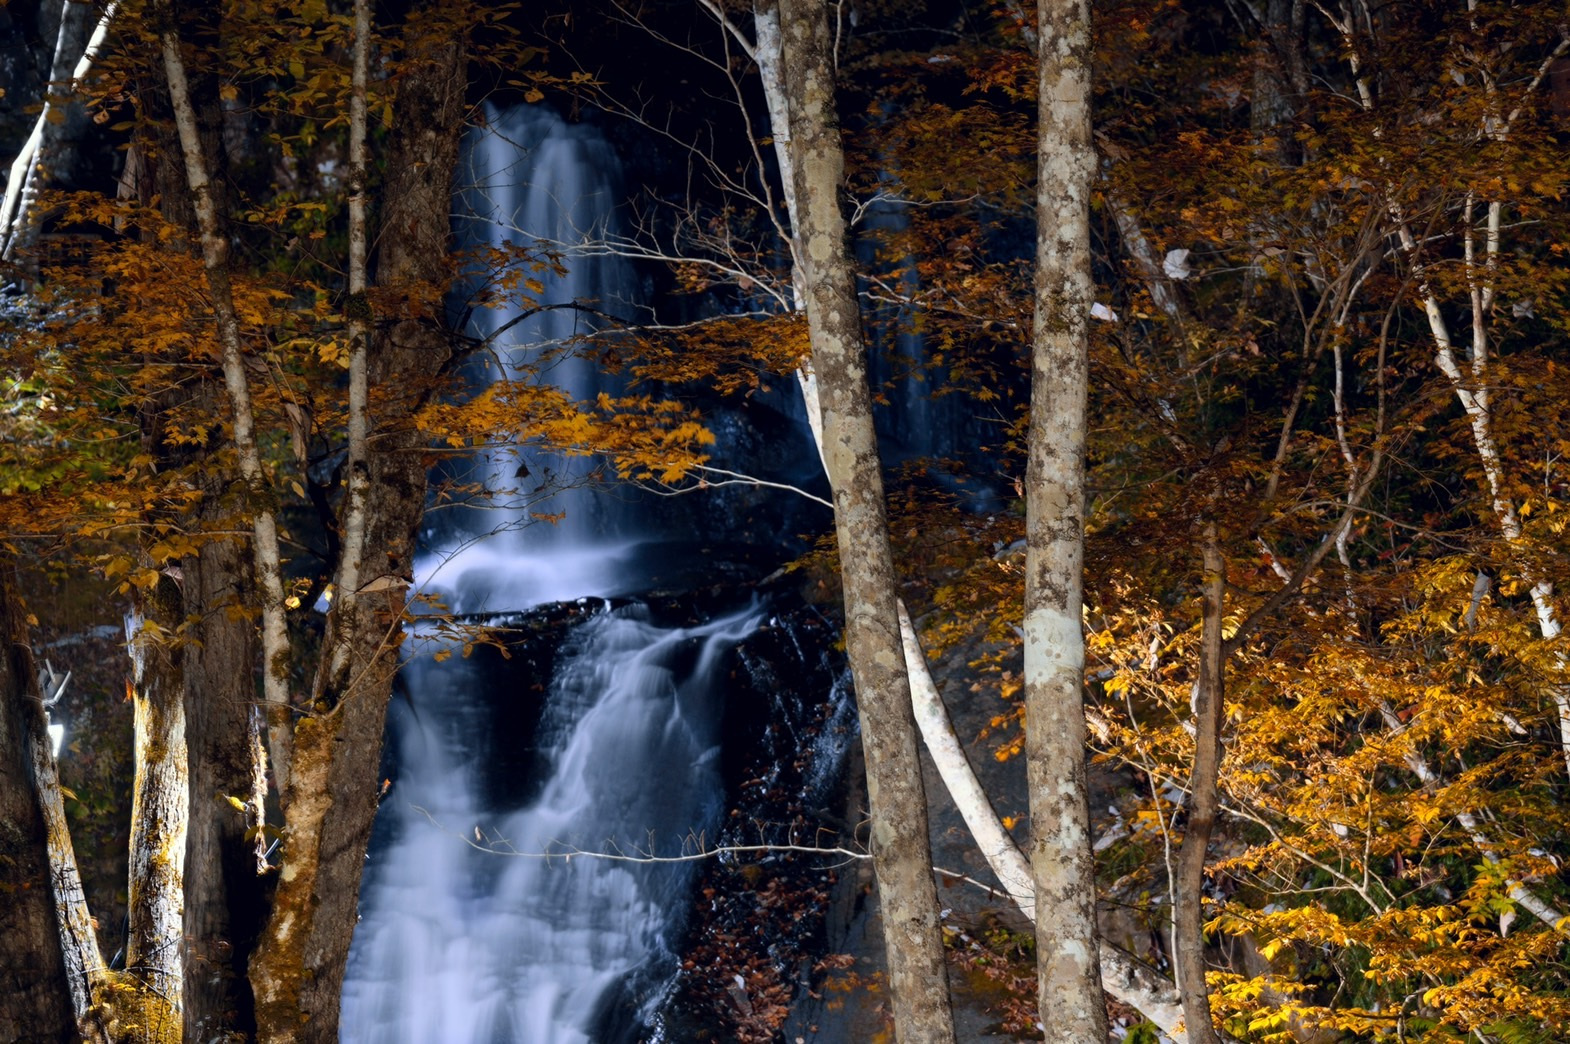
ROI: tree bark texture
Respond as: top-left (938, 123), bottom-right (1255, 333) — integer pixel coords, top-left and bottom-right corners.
top-left (181, 528), bottom-right (266, 1042)
top-left (1025, 1), bottom-right (1108, 1039)
top-left (777, 2), bottom-right (956, 1040)
top-left (123, 581), bottom-right (189, 1032)
top-left (8, 596), bottom-right (111, 1038)
top-left (249, 25), bottom-right (467, 1041)
top-left (0, 563), bottom-right (77, 1042)
top-left (1175, 526), bottom-right (1227, 1044)
top-left (130, 57), bottom-right (271, 1037)
top-left (901, 603), bottom-right (1192, 1038)
top-left (159, 11), bottom-right (295, 795)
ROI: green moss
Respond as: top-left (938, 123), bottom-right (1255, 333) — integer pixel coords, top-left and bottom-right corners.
top-left (90, 971), bottom-right (181, 1043)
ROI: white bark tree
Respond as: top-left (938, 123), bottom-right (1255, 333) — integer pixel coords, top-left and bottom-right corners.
top-left (1024, 2), bottom-right (1109, 1037)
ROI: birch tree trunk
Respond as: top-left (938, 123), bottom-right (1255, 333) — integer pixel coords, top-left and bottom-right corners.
top-left (158, 8), bottom-right (294, 796)
top-left (0, 562), bottom-right (77, 1041)
top-left (777, 1), bottom-right (955, 1039)
top-left (1025, 1), bottom-right (1108, 1038)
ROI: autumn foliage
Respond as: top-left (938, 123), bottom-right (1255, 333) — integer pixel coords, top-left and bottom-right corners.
top-left (7, 0), bottom-right (1570, 1040)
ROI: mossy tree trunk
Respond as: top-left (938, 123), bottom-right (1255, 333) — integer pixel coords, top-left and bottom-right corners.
top-left (248, 18), bottom-right (467, 1041)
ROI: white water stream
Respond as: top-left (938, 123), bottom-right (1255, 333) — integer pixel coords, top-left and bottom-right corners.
top-left (342, 106), bottom-right (758, 1043)
top-left (341, 604), bottom-right (759, 1043)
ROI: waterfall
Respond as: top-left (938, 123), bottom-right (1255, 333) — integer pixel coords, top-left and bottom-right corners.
top-left (341, 603), bottom-right (760, 1043)
top-left (418, 104), bottom-right (641, 615)
top-left (343, 106), bottom-right (765, 1043)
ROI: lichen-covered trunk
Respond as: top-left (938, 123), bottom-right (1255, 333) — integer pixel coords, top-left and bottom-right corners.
top-left (1025, 2), bottom-right (1108, 1039)
top-left (1175, 527), bottom-right (1226, 1044)
top-left (776, 2), bottom-right (955, 1040)
top-left (123, 580), bottom-right (189, 1036)
top-left (0, 562), bottom-right (77, 1042)
top-left (248, 26), bottom-right (466, 1042)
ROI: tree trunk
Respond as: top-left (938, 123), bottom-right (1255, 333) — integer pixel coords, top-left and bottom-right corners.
top-left (0, 562), bottom-right (77, 1042)
top-left (123, 581), bottom-right (189, 1036)
top-left (249, 23), bottom-right (467, 1040)
top-left (1025, 2), bottom-right (1109, 1039)
top-left (159, 16), bottom-right (295, 797)
top-left (776, 2), bottom-right (955, 1040)
top-left (181, 528), bottom-right (266, 1041)
top-left (898, 605), bottom-right (1191, 1039)
top-left (10, 600), bottom-right (111, 1039)
top-left (0, 0), bottom-right (107, 263)
top-left (1175, 526), bottom-right (1227, 1044)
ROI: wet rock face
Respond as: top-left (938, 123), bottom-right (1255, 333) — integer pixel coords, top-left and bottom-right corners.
top-left (659, 598), bottom-right (858, 1044)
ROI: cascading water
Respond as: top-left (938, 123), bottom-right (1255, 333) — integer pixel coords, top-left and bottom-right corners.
top-left (342, 106), bottom-right (774, 1042)
top-left (341, 603), bottom-right (761, 1043)
top-left (418, 104), bottom-right (641, 614)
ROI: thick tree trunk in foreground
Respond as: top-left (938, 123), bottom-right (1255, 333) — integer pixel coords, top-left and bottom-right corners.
top-left (0, 564), bottom-right (76, 1042)
top-left (249, 24), bottom-right (467, 1041)
top-left (1025, 1), bottom-right (1108, 1038)
top-left (182, 530), bottom-right (266, 1041)
top-left (126, 46), bottom-right (271, 1037)
top-left (777, 2), bottom-right (955, 1040)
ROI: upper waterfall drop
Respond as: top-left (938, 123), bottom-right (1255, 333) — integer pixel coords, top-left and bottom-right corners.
top-left (418, 104), bottom-right (641, 614)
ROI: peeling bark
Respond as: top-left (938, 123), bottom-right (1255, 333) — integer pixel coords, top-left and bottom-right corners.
top-left (777, 1), bottom-right (955, 1039)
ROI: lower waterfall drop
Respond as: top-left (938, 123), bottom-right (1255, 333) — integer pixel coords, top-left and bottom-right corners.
top-left (341, 603), bottom-right (761, 1043)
